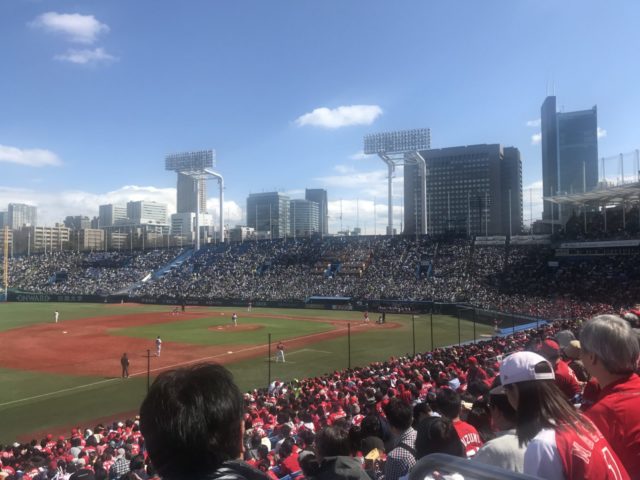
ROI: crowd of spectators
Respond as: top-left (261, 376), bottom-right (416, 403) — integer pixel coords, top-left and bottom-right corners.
top-left (8, 249), bottom-right (185, 296)
top-left (7, 236), bottom-right (640, 319)
top-left (3, 312), bottom-right (638, 479)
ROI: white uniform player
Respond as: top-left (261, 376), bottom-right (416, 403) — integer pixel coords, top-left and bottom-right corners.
top-left (155, 336), bottom-right (162, 356)
top-left (54, 311), bottom-right (59, 323)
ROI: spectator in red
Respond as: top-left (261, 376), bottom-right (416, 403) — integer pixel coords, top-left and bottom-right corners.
top-left (580, 314), bottom-right (640, 479)
top-left (466, 357), bottom-right (488, 384)
top-left (536, 339), bottom-right (581, 401)
top-left (500, 351), bottom-right (629, 480)
top-left (435, 389), bottom-right (483, 458)
top-left (276, 438), bottom-right (301, 478)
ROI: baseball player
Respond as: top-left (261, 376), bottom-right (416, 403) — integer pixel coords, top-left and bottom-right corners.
top-left (276, 341), bottom-right (285, 363)
top-left (54, 311), bottom-right (59, 323)
top-left (232, 312), bottom-right (238, 327)
top-left (155, 336), bottom-right (162, 357)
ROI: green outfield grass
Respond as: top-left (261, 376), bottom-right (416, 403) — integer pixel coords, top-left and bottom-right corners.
top-left (0, 302), bottom-right (492, 443)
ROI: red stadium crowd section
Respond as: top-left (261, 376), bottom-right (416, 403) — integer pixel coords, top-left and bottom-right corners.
top-left (2, 313), bottom-right (639, 480)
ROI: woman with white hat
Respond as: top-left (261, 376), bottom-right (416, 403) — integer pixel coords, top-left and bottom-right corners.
top-left (499, 351), bottom-right (628, 480)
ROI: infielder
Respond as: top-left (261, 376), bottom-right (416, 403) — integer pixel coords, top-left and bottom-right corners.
top-left (54, 311), bottom-right (59, 323)
top-left (232, 312), bottom-right (238, 327)
top-left (276, 341), bottom-right (285, 363)
top-left (155, 336), bottom-right (162, 356)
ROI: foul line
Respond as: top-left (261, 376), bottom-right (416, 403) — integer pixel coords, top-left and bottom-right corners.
top-left (0, 321), bottom-right (368, 409)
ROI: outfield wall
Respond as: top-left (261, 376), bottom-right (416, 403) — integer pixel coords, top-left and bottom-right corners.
top-left (7, 289), bottom-right (547, 329)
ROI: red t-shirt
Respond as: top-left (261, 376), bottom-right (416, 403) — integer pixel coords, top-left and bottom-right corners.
top-left (525, 423), bottom-right (630, 480)
top-left (584, 374), bottom-right (640, 479)
top-left (279, 453), bottom-right (301, 476)
top-left (453, 420), bottom-right (483, 457)
top-left (555, 359), bottom-right (581, 400)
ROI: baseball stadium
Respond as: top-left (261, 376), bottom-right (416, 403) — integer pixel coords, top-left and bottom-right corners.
top-left (2, 2), bottom-right (640, 477)
top-left (1, 229), bottom-right (639, 478)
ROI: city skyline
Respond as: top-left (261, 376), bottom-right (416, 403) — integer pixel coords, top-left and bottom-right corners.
top-left (2, 1), bottom-right (639, 233)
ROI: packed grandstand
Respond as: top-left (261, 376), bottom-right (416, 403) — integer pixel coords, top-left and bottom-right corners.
top-left (7, 234), bottom-right (640, 319)
top-left (2, 231), bottom-right (640, 480)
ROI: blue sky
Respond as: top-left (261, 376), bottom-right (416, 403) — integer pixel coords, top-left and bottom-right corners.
top-left (1, 1), bottom-right (639, 232)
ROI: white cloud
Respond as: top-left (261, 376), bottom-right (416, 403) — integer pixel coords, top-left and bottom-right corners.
top-left (0, 144), bottom-right (62, 167)
top-left (597, 127), bottom-right (607, 139)
top-left (0, 184), bottom-right (245, 228)
top-left (531, 133), bottom-right (542, 145)
top-left (349, 151), bottom-right (371, 161)
top-left (54, 47), bottom-right (118, 65)
top-left (295, 105), bottom-right (382, 129)
top-left (30, 12), bottom-right (109, 44)
top-left (526, 118), bottom-right (541, 127)
top-left (334, 164), bottom-right (357, 175)
top-left (205, 198), bottom-right (243, 226)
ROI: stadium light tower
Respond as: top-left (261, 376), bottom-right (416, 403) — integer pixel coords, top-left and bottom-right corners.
top-left (165, 150), bottom-right (224, 250)
top-left (364, 129), bottom-right (431, 235)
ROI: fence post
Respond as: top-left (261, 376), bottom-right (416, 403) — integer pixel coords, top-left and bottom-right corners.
top-left (146, 349), bottom-right (151, 393)
top-left (347, 323), bottom-right (351, 369)
top-left (473, 308), bottom-right (477, 343)
top-left (412, 314), bottom-right (416, 356)
top-left (268, 333), bottom-right (272, 387)
top-left (430, 307), bottom-right (434, 351)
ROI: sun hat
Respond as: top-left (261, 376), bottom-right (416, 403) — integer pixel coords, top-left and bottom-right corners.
top-left (499, 351), bottom-right (555, 386)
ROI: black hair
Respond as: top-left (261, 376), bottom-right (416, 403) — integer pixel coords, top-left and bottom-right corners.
top-left (315, 425), bottom-right (351, 459)
top-left (512, 361), bottom-right (594, 446)
top-left (383, 398), bottom-right (413, 431)
top-left (414, 417), bottom-right (465, 459)
top-left (140, 363), bottom-right (243, 480)
top-left (435, 388), bottom-right (461, 420)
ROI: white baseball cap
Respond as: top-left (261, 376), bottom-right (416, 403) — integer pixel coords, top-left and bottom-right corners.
top-left (499, 351), bottom-right (555, 386)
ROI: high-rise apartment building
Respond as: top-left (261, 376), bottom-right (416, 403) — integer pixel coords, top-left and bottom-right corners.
top-left (404, 144), bottom-right (522, 236)
top-left (177, 173), bottom-right (207, 214)
top-left (8, 203), bottom-right (37, 229)
top-left (98, 204), bottom-right (128, 227)
top-left (0, 211), bottom-right (7, 228)
top-left (127, 201), bottom-right (168, 225)
top-left (290, 199), bottom-right (319, 237)
top-left (246, 192), bottom-right (290, 239)
top-left (305, 189), bottom-right (329, 236)
top-left (541, 96), bottom-right (598, 222)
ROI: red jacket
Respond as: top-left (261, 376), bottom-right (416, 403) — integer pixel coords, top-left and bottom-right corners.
top-left (453, 420), bottom-right (483, 458)
top-left (585, 373), bottom-right (640, 479)
top-left (554, 359), bottom-right (581, 400)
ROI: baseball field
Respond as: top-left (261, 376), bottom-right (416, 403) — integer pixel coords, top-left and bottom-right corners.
top-left (0, 302), bottom-right (492, 443)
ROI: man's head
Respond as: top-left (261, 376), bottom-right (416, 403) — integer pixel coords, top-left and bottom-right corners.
top-left (383, 398), bottom-right (413, 433)
top-left (580, 314), bottom-right (640, 379)
top-left (140, 363), bottom-right (244, 480)
top-left (435, 388), bottom-right (461, 420)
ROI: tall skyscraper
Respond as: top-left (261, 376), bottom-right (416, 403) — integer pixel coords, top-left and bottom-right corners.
top-left (98, 204), bottom-right (128, 227)
top-left (290, 199), bottom-right (319, 237)
top-left (246, 192), bottom-right (290, 238)
top-left (0, 211), bottom-right (7, 228)
top-left (541, 96), bottom-right (598, 222)
top-left (177, 173), bottom-right (207, 214)
top-left (8, 203), bottom-right (37, 228)
top-left (127, 201), bottom-right (168, 224)
top-left (404, 144), bottom-right (522, 236)
top-left (305, 189), bottom-right (329, 236)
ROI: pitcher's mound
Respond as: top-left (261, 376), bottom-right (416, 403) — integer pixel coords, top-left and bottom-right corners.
top-left (208, 323), bottom-right (263, 332)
